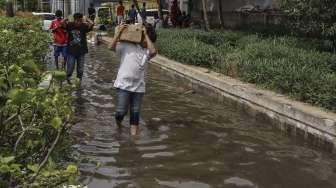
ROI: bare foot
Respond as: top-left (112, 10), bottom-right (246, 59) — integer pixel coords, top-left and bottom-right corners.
top-left (130, 125), bottom-right (138, 136)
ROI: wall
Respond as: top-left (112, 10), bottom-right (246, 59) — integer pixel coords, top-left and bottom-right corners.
top-left (190, 0), bottom-right (283, 28)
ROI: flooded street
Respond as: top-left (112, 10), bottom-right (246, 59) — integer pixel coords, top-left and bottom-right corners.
top-left (71, 45), bottom-right (336, 188)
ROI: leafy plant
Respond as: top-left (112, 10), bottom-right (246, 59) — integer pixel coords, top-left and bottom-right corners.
top-left (157, 29), bottom-right (336, 112)
top-left (281, 0), bottom-right (336, 51)
top-left (0, 17), bottom-right (78, 187)
top-left (0, 0), bottom-right (5, 9)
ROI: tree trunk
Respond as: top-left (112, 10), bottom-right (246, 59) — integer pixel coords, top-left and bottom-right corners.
top-left (157, 0), bottom-right (165, 27)
top-left (217, 0), bottom-right (224, 28)
top-left (201, 0), bottom-right (210, 30)
top-left (6, 0), bottom-right (14, 17)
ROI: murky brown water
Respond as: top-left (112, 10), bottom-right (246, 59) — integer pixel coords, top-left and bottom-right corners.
top-left (71, 45), bottom-right (336, 188)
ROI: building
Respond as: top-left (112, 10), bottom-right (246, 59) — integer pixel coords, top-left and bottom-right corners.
top-left (51, 0), bottom-right (92, 16)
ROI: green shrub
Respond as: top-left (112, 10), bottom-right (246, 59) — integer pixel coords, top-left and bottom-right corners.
top-left (0, 17), bottom-right (77, 187)
top-left (157, 29), bottom-right (336, 112)
top-left (281, 0), bottom-right (336, 51)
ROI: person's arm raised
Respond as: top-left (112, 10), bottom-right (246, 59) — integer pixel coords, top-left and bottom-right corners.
top-left (108, 23), bottom-right (127, 51)
top-left (83, 16), bottom-right (94, 31)
top-left (60, 18), bottom-right (69, 29)
top-left (143, 27), bottom-right (157, 59)
top-left (87, 17), bottom-right (94, 29)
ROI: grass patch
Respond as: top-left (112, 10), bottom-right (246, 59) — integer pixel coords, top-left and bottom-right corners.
top-left (156, 29), bottom-right (336, 112)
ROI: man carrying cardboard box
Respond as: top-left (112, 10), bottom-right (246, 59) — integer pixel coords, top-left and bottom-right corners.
top-left (108, 22), bottom-right (157, 135)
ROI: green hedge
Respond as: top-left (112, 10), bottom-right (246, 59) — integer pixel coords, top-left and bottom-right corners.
top-left (0, 17), bottom-right (77, 187)
top-left (156, 29), bottom-right (336, 112)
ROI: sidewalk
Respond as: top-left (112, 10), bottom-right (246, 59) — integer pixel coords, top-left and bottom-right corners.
top-left (101, 36), bottom-right (336, 152)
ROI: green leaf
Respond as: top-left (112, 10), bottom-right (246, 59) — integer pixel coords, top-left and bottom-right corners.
top-left (27, 164), bottom-right (39, 173)
top-left (47, 158), bottom-right (56, 170)
top-left (1, 156), bottom-right (15, 164)
top-left (53, 71), bottom-right (66, 81)
top-left (22, 60), bottom-right (40, 75)
top-left (7, 89), bottom-right (30, 104)
top-left (0, 78), bottom-right (8, 90)
top-left (51, 117), bottom-right (62, 130)
top-left (0, 165), bottom-right (10, 173)
top-left (9, 164), bottom-right (21, 173)
top-left (65, 165), bottom-right (77, 174)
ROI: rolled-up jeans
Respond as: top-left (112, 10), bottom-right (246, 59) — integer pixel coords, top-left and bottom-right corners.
top-left (66, 54), bottom-right (84, 79)
top-left (115, 88), bottom-right (144, 126)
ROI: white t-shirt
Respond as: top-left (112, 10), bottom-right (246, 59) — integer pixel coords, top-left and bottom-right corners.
top-left (113, 42), bottom-right (150, 93)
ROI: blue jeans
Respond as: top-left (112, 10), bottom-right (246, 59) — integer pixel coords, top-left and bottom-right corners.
top-left (66, 54), bottom-right (84, 79)
top-left (115, 89), bottom-right (144, 126)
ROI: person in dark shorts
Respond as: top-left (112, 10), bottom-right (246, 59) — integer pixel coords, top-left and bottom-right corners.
top-left (50, 10), bottom-right (68, 70)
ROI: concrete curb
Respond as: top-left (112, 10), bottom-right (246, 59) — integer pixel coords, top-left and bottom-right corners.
top-left (101, 37), bottom-right (336, 151)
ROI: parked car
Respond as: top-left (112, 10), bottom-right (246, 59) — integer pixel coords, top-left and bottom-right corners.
top-left (32, 12), bottom-right (55, 31)
top-left (137, 9), bottom-right (170, 25)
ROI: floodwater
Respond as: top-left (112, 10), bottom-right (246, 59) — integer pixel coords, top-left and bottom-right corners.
top-left (71, 45), bottom-right (336, 188)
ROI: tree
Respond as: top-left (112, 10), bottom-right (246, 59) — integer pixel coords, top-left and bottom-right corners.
top-left (201, 0), bottom-right (210, 30)
top-left (217, 0), bottom-right (223, 28)
top-left (157, 0), bottom-right (165, 27)
top-left (5, 0), bottom-right (14, 17)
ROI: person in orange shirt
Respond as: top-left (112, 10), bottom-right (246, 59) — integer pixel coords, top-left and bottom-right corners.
top-left (116, 1), bottom-right (125, 25)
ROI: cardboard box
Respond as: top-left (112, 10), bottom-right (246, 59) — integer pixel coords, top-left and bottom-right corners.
top-left (115, 24), bottom-right (143, 43)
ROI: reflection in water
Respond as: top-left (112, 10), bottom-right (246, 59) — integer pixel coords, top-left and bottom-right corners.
top-left (156, 179), bottom-right (211, 188)
top-left (71, 45), bottom-right (336, 188)
top-left (224, 177), bottom-right (257, 187)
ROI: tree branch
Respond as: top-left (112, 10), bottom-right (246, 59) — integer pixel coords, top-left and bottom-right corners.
top-left (14, 115), bottom-right (25, 152)
top-left (3, 106), bottom-right (29, 125)
top-left (28, 122), bottom-right (67, 183)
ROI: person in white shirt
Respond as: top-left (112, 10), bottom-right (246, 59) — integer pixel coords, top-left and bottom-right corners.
top-left (108, 22), bottom-right (157, 135)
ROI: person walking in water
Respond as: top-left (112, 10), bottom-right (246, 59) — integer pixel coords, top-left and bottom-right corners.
top-left (108, 22), bottom-right (157, 135)
top-left (128, 4), bottom-right (137, 24)
top-left (62, 13), bottom-right (94, 84)
top-left (140, 2), bottom-right (147, 22)
top-left (116, 1), bottom-right (125, 25)
top-left (50, 10), bottom-right (68, 70)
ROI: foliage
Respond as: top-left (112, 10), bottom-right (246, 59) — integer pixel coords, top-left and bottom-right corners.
top-left (0, 0), bottom-right (5, 10)
top-left (0, 17), bottom-right (78, 187)
top-left (157, 29), bottom-right (336, 112)
top-left (281, 0), bottom-right (336, 51)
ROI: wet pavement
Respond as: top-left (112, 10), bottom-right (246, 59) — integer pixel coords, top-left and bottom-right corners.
top-left (71, 45), bottom-right (336, 188)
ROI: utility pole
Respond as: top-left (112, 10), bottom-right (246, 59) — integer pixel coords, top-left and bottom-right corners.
top-left (201, 0), bottom-right (210, 30)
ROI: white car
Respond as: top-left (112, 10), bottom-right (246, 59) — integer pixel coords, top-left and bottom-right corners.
top-left (32, 12), bottom-right (55, 31)
top-left (137, 9), bottom-right (170, 25)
